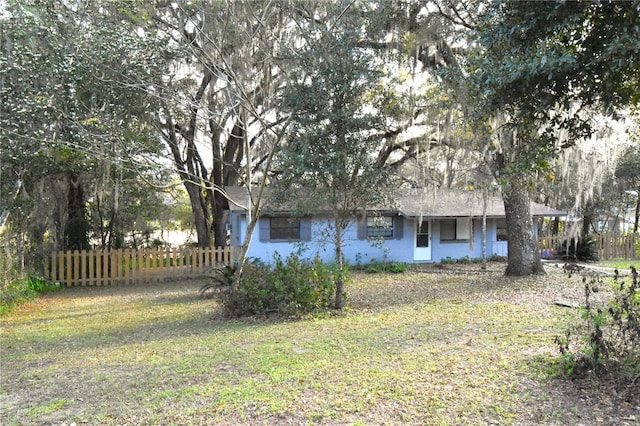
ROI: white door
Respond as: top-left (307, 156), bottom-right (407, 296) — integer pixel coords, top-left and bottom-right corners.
top-left (414, 219), bottom-right (431, 261)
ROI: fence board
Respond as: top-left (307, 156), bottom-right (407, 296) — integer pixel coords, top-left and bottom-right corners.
top-left (46, 246), bottom-right (234, 287)
top-left (539, 233), bottom-right (639, 260)
top-left (169, 248), bottom-right (175, 277)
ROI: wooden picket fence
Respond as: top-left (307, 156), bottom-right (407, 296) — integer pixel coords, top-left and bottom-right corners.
top-left (539, 233), bottom-right (639, 260)
top-left (45, 246), bottom-right (236, 287)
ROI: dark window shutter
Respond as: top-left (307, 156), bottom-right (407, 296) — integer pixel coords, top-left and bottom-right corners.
top-left (394, 216), bottom-right (404, 239)
top-left (357, 217), bottom-right (367, 240)
top-left (300, 218), bottom-right (312, 241)
top-left (259, 217), bottom-right (270, 242)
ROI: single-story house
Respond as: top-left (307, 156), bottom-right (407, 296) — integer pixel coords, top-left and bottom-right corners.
top-left (225, 186), bottom-right (566, 264)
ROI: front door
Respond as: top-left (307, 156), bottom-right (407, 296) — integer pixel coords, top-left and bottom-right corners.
top-left (414, 219), bottom-right (431, 261)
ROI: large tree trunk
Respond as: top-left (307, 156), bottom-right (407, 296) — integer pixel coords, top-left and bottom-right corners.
top-left (184, 181), bottom-right (211, 248)
top-left (210, 116), bottom-right (244, 247)
top-left (64, 171), bottom-right (90, 251)
top-left (51, 176), bottom-right (69, 252)
top-left (212, 197), bottom-right (228, 248)
top-left (23, 179), bottom-right (47, 273)
top-left (502, 180), bottom-right (545, 276)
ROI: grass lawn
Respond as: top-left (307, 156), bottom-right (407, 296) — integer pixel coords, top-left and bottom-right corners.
top-left (1, 262), bottom-right (638, 425)
top-left (595, 259), bottom-right (640, 270)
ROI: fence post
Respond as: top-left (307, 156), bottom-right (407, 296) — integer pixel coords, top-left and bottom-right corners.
top-left (64, 250), bottom-right (71, 286)
top-left (129, 248), bottom-right (136, 284)
top-left (79, 249), bottom-right (86, 286)
top-left (145, 248), bottom-right (152, 284)
top-left (95, 249), bottom-right (101, 286)
top-left (102, 248), bottom-right (109, 286)
top-left (191, 247), bottom-right (197, 275)
top-left (156, 246), bottom-right (162, 283)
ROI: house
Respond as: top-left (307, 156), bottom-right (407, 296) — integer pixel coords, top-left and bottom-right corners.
top-left (594, 215), bottom-right (635, 233)
top-left (225, 186), bottom-right (566, 264)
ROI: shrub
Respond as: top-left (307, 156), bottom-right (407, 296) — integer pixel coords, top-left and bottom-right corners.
top-left (440, 256), bottom-right (484, 265)
top-left (365, 259), bottom-right (410, 273)
top-left (386, 261), bottom-right (410, 273)
top-left (488, 254), bottom-right (507, 262)
top-left (555, 267), bottom-right (639, 377)
top-left (216, 253), bottom-right (340, 317)
top-left (558, 235), bottom-right (599, 261)
top-left (199, 264), bottom-right (236, 298)
top-left (1, 276), bottom-right (61, 315)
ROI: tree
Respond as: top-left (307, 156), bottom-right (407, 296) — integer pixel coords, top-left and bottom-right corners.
top-left (462, 0), bottom-right (640, 275)
top-left (1, 1), bottom-right (170, 267)
top-left (275, 2), bottom-right (406, 309)
top-left (533, 116), bottom-right (633, 238)
top-left (151, 1), bottom-right (299, 249)
top-left (615, 143), bottom-right (640, 232)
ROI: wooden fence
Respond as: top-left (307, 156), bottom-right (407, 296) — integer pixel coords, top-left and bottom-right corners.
top-left (45, 246), bottom-right (236, 287)
top-left (539, 233), bottom-right (639, 260)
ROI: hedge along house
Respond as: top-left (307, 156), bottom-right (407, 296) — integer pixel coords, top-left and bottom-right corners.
top-left (225, 186), bottom-right (566, 265)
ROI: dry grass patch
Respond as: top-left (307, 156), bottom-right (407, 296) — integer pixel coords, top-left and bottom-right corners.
top-left (1, 264), bottom-right (638, 425)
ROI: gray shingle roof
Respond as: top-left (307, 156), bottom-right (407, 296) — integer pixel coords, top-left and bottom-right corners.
top-left (224, 186), bottom-right (566, 218)
top-left (395, 188), bottom-right (565, 218)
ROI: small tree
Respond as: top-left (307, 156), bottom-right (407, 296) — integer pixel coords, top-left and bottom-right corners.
top-left (276, 4), bottom-right (400, 309)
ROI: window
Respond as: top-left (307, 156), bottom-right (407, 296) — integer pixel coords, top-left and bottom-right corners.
top-left (367, 216), bottom-right (393, 238)
top-left (440, 219), bottom-right (456, 241)
top-left (259, 216), bottom-right (311, 242)
top-left (416, 220), bottom-right (429, 247)
top-left (496, 219), bottom-right (508, 241)
top-left (269, 217), bottom-right (300, 240)
top-left (357, 216), bottom-right (403, 240)
top-left (440, 218), bottom-right (471, 242)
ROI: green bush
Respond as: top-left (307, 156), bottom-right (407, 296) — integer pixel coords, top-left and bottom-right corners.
top-left (386, 261), bottom-right (410, 273)
top-left (558, 235), bottom-right (599, 261)
top-left (216, 253), bottom-right (340, 317)
top-left (1, 276), bottom-right (62, 315)
top-left (457, 256), bottom-right (475, 264)
top-left (365, 259), bottom-right (410, 273)
top-left (440, 256), bottom-right (485, 265)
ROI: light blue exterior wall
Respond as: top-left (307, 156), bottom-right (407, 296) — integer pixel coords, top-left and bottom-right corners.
top-left (430, 218), bottom-right (480, 262)
top-left (232, 213), bottom-right (414, 265)
top-left (428, 218), bottom-right (519, 261)
top-left (229, 212), bottom-right (533, 264)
